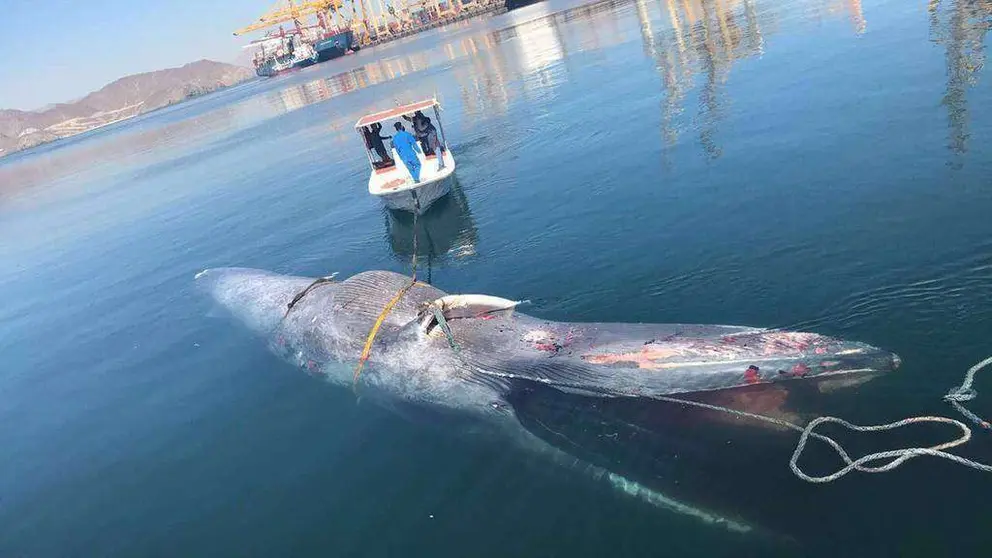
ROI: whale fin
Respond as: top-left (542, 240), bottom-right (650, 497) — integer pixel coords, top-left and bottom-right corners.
top-left (494, 401), bottom-right (756, 535)
top-left (418, 294), bottom-right (524, 335)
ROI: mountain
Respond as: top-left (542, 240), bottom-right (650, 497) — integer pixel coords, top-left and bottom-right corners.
top-left (0, 60), bottom-right (254, 157)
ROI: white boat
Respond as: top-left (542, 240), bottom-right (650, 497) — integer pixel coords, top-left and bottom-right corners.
top-left (355, 99), bottom-right (456, 214)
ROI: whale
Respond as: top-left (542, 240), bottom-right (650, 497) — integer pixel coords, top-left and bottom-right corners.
top-left (196, 267), bottom-right (901, 535)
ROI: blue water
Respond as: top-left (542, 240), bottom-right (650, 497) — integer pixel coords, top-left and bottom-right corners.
top-left (2, 0), bottom-right (992, 555)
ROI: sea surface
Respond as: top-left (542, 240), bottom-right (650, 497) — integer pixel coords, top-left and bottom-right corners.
top-left (2, 0), bottom-right (992, 555)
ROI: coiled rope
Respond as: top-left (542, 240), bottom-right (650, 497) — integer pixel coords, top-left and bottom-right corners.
top-left (944, 355), bottom-right (992, 430)
top-left (649, 356), bottom-right (992, 483)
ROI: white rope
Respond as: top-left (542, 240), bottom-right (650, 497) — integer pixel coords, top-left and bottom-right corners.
top-left (944, 355), bottom-right (992, 430)
top-left (654, 356), bottom-right (992, 483)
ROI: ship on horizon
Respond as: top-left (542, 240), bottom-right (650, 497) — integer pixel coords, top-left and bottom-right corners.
top-left (246, 27), bottom-right (356, 77)
top-left (235, 0), bottom-right (510, 77)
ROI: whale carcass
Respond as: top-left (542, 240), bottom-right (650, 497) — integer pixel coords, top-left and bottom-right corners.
top-left (196, 268), bottom-right (901, 534)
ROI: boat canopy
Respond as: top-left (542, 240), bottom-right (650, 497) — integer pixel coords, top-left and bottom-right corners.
top-left (355, 99), bottom-right (439, 129)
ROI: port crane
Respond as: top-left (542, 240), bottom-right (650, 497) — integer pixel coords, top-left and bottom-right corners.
top-left (234, 0), bottom-right (350, 36)
top-left (234, 0), bottom-right (418, 44)
top-left (235, 0), bottom-right (478, 57)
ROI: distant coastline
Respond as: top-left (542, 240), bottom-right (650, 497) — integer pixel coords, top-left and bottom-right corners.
top-left (0, 60), bottom-right (254, 159)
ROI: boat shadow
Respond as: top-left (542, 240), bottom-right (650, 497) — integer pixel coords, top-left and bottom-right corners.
top-left (382, 176), bottom-right (478, 265)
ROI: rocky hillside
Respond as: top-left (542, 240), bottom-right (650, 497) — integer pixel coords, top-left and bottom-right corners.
top-left (0, 60), bottom-right (253, 157)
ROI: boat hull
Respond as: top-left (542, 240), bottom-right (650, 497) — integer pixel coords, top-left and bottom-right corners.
top-left (380, 176), bottom-right (452, 214)
top-left (369, 150), bottom-right (457, 214)
top-left (255, 58), bottom-right (314, 77)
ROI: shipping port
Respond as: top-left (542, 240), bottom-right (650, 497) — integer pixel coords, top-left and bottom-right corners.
top-left (237, 0), bottom-right (520, 77)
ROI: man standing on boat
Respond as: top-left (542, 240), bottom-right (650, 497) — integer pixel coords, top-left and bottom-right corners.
top-left (391, 122), bottom-right (422, 183)
top-left (403, 110), bottom-right (445, 171)
top-left (403, 112), bottom-right (433, 153)
top-left (366, 123), bottom-right (393, 167)
top-left (428, 126), bottom-right (445, 171)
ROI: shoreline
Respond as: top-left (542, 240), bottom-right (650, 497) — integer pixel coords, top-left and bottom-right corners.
top-left (0, 77), bottom-right (256, 161)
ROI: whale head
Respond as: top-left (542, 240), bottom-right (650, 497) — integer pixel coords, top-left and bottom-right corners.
top-left (195, 267), bottom-right (317, 335)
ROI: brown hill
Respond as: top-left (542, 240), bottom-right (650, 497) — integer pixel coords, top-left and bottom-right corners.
top-left (0, 60), bottom-right (253, 157)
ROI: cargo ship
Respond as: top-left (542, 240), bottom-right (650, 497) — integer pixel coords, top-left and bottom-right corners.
top-left (313, 28), bottom-right (356, 61)
top-left (236, 0), bottom-right (507, 72)
top-left (248, 34), bottom-right (318, 77)
top-left (248, 27), bottom-right (355, 77)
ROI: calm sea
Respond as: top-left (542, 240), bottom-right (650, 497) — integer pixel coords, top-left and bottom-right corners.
top-left (2, 0), bottom-right (992, 555)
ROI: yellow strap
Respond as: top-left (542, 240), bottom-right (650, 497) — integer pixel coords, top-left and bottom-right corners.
top-left (353, 210), bottom-right (422, 391)
top-left (353, 279), bottom-right (419, 388)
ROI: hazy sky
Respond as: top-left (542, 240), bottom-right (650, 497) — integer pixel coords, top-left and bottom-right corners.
top-left (0, 0), bottom-right (274, 110)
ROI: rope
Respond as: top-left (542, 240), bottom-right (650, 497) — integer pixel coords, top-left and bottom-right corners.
top-left (283, 273), bottom-right (338, 318)
top-left (353, 207), bottom-right (421, 390)
top-left (352, 279), bottom-right (418, 388)
top-left (649, 356), bottom-right (992, 483)
top-left (430, 304), bottom-right (461, 354)
top-left (944, 355), bottom-right (992, 429)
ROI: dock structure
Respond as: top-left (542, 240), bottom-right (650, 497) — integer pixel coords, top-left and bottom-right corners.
top-left (236, 0), bottom-right (511, 58)
top-left (361, 0), bottom-right (508, 46)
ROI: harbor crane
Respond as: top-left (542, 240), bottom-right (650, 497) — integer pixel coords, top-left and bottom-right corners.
top-left (234, 0), bottom-right (349, 36)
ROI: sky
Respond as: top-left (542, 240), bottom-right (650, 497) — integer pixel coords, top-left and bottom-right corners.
top-left (0, 0), bottom-right (276, 111)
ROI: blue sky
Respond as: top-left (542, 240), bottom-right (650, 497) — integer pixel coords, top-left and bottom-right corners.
top-left (0, 0), bottom-right (273, 110)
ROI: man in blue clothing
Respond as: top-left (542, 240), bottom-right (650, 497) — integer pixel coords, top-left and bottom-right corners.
top-left (391, 122), bottom-right (422, 182)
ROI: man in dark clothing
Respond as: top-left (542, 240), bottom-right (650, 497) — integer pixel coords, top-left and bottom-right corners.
top-left (403, 110), bottom-right (437, 156)
top-left (367, 123), bottom-right (393, 166)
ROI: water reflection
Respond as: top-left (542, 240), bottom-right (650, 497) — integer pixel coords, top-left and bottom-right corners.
top-left (262, 54), bottom-right (437, 117)
top-left (848, 0), bottom-right (867, 34)
top-left (383, 178), bottom-right (478, 270)
top-left (634, 0), bottom-right (769, 159)
top-left (452, 34), bottom-right (513, 118)
top-left (929, 0), bottom-right (992, 159)
top-left (506, 6), bottom-right (569, 75)
top-left (629, 0), bottom-right (874, 160)
top-left (0, 102), bottom-right (243, 206)
top-left (6, 0), bottom-right (986, 207)
top-left (258, 2), bottom-right (575, 124)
